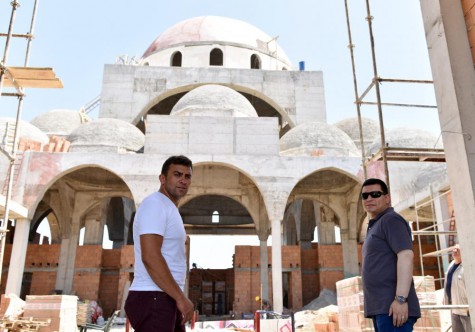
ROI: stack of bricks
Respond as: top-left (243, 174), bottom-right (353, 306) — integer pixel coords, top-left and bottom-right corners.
top-left (42, 136), bottom-right (71, 153)
top-left (337, 276), bottom-right (441, 332)
top-left (336, 277), bottom-right (373, 332)
top-left (314, 312), bottom-right (339, 332)
top-left (413, 276), bottom-right (440, 332)
top-left (17, 136), bottom-right (71, 153)
top-left (23, 295), bottom-right (78, 332)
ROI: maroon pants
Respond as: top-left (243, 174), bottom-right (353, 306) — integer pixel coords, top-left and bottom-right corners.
top-left (125, 291), bottom-right (185, 332)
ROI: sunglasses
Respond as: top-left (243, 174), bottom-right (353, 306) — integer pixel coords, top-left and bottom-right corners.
top-left (361, 191), bottom-right (386, 200)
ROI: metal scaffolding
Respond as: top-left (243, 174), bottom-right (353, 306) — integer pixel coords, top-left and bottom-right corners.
top-left (343, 0), bottom-right (445, 189)
top-left (342, 3), bottom-right (465, 325)
top-left (0, 0), bottom-right (62, 289)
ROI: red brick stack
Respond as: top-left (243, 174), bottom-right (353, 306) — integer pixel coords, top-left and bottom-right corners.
top-left (23, 295), bottom-right (78, 332)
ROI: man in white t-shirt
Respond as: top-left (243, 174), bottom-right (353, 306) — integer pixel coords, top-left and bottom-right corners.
top-left (125, 155), bottom-right (194, 332)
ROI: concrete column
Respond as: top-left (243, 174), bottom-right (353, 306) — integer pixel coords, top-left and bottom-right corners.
top-left (340, 202), bottom-right (359, 277)
top-left (420, 0), bottom-right (475, 321)
top-left (259, 239), bottom-right (269, 304)
top-left (84, 218), bottom-right (103, 245)
top-left (318, 221), bottom-right (335, 244)
top-left (5, 218), bottom-right (31, 295)
top-left (62, 208), bottom-right (82, 294)
top-left (271, 218), bottom-right (283, 313)
top-left (55, 193), bottom-right (92, 294)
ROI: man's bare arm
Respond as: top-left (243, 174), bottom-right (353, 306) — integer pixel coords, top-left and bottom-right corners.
top-left (389, 249), bottom-right (413, 326)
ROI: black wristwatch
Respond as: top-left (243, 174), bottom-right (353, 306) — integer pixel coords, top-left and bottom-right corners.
top-left (395, 295), bottom-right (407, 304)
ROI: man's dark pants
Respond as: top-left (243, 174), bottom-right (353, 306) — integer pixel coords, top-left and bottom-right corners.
top-left (125, 290), bottom-right (185, 332)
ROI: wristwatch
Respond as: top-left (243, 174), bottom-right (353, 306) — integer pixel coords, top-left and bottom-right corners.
top-left (395, 295), bottom-right (407, 304)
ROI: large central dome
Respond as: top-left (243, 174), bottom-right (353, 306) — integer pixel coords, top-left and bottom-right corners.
top-left (142, 16), bottom-right (292, 70)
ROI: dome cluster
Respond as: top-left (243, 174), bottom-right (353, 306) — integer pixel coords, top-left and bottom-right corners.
top-left (4, 110), bottom-right (145, 153)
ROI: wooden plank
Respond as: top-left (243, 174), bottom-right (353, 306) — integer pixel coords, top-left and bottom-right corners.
top-left (7, 67), bottom-right (57, 80)
top-left (3, 67), bottom-right (64, 89)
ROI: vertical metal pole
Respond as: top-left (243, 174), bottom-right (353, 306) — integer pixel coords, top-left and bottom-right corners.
top-left (414, 195), bottom-right (425, 277)
top-left (24, 0), bottom-right (39, 66)
top-left (364, 0), bottom-right (390, 188)
top-left (344, 0), bottom-right (367, 179)
top-left (429, 185), bottom-right (444, 289)
top-left (0, 0), bottom-right (20, 96)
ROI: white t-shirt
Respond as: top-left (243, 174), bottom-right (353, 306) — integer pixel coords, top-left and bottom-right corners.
top-left (129, 192), bottom-right (187, 291)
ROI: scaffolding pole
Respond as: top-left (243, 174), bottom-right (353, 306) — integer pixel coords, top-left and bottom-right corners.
top-left (0, 0), bottom-right (39, 289)
top-left (364, 0), bottom-right (390, 188)
top-left (344, 0), bottom-right (367, 178)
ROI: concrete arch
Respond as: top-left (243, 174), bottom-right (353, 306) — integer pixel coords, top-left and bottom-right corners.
top-left (180, 161), bottom-right (270, 235)
top-left (287, 166), bottom-right (361, 222)
top-left (27, 163), bottom-right (135, 221)
top-left (180, 194), bottom-right (258, 236)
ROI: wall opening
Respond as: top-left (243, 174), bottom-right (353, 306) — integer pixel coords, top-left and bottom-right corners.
top-left (210, 48), bottom-right (223, 66)
top-left (171, 51), bottom-right (182, 67)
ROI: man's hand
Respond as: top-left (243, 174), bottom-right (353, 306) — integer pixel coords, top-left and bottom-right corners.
top-left (176, 296), bottom-right (195, 324)
top-left (389, 300), bottom-right (408, 327)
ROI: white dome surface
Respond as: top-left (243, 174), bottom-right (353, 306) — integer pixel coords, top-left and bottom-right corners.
top-left (142, 16), bottom-right (291, 65)
top-left (68, 118), bottom-right (145, 152)
top-left (170, 85), bottom-right (258, 117)
top-left (0, 117), bottom-right (48, 146)
top-left (334, 117), bottom-right (380, 144)
top-left (367, 127), bottom-right (442, 155)
top-left (280, 122), bottom-right (360, 157)
top-left (31, 109), bottom-right (90, 137)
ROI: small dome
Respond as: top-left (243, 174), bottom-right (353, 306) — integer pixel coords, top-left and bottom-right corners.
top-left (170, 85), bottom-right (258, 117)
top-left (0, 117), bottom-right (48, 146)
top-left (367, 127), bottom-right (442, 155)
top-left (334, 117), bottom-right (380, 151)
top-left (68, 118), bottom-right (145, 152)
top-left (280, 122), bottom-right (360, 157)
top-left (31, 109), bottom-right (90, 137)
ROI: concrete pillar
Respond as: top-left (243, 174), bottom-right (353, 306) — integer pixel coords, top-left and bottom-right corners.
top-left (318, 221), bottom-right (335, 244)
top-left (299, 200), bottom-right (315, 249)
top-left (5, 218), bottom-right (31, 295)
top-left (259, 239), bottom-right (269, 304)
top-left (271, 218), bottom-right (283, 313)
top-left (420, 0), bottom-right (475, 321)
top-left (55, 193), bottom-right (92, 294)
top-left (84, 218), bottom-right (103, 245)
top-left (62, 207), bottom-right (82, 294)
top-left (340, 202), bottom-right (359, 277)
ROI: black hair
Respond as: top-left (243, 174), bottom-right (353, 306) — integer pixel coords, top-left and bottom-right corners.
top-left (161, 155), bottom-right (193, 176)
top-left (361, 178), bottom-right (389, 194)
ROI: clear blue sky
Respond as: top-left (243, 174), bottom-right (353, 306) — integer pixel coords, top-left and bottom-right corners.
top-left (2, 0), bottom-right (441, 268)
top-left (1, 0), bottom-right (439, 134)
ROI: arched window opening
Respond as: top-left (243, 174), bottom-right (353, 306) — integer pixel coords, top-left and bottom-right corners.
top-left (210, 48), bottom-right (223, 66)
top-left (250, 54), bottom-right (261, 69)
top-left (37, 218), bottom-right (52, 245)
top-left (171, 51), bottom-right (182, 67)
top-left (103, 225), bottom-right (113, 249)
top-left (212, 210), bottom-right (220, 224)
top-left (79, 227), bottom-right (85, 246)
